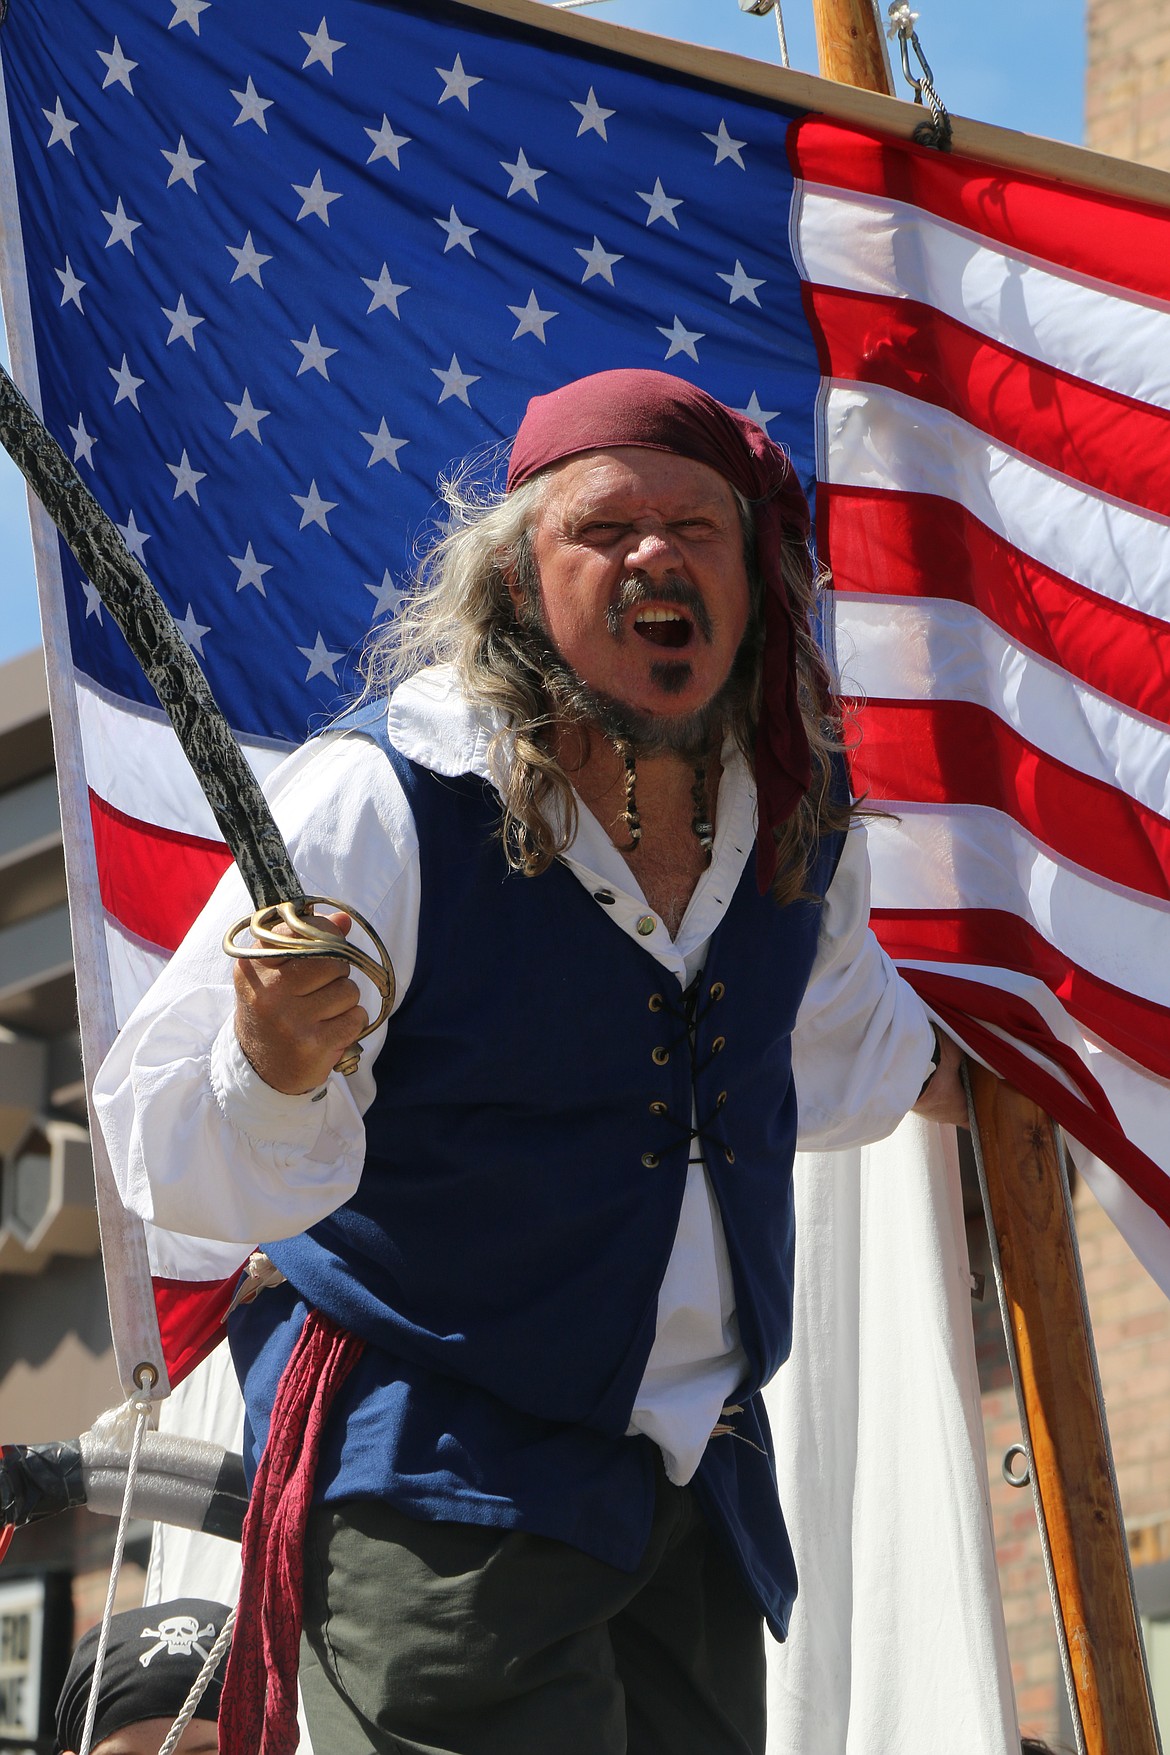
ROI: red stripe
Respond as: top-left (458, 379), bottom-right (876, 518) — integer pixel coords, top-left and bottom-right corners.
top-left (872, 908), bottom-right (1170, 1081)
top-left (901, 971), bottom-right (1170, 1230)
top-left (808, 283), bottom-right (1170, 516)
top-left (153, 1272), bottom-right (244, 1386)
top-left (825, 488), bottom-right (1170, 727)
top-left (851, 699), bottom-right (1170, 901)
top-left (790, 117), bottom-right (1170, 306)
top-left (90, 789), bottom-right (232, 952)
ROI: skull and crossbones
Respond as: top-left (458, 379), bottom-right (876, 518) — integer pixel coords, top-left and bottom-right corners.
top-left (138, 1614), bottom-right (216, 1668)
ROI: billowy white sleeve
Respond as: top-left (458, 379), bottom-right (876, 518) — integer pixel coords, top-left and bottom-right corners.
top-left (792, 820), bottom-right (937, 1150)
top-left (93, 732), bottom-right (420, 1246)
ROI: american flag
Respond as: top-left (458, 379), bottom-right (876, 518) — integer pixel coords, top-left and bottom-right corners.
top-left (0, 0), bottom-right (1167, 1375)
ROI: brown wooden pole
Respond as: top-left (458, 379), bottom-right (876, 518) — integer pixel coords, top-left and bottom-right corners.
top-left (809, 0), bottom-right (893, 93)
top-left (802, 6), bottom-right (1161, 1750)
top-left (970, 1067), bottom-right (1159, 1753)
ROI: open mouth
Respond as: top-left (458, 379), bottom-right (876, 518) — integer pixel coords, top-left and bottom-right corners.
top-left (632, 607), bottom-right (694, 650)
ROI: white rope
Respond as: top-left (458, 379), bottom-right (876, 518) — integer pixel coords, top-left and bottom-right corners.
top-left (76, 1391), bottom-right (152, 1755)
top-left (773, 3), bottom-right (791, 67)
top-left (156, 1604), bottom-right (238, 1755)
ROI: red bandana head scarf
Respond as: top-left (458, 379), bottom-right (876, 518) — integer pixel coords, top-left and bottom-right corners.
top-left (506, 367), bottom-right (816, 892)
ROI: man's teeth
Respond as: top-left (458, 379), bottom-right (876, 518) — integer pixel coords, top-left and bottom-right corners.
top-left (634, 609), bottom-right (685, 624)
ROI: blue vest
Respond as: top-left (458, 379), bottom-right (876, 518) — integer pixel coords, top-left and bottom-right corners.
top-left (230, 711), bottom-right (845, 1637)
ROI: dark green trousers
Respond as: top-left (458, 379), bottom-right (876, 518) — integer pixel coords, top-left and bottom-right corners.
top-left (300, 1468), bottom-right (766, 1755)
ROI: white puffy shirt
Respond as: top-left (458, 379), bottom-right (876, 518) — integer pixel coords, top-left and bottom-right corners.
top-left (94, 666), bottom-right (936, 1485)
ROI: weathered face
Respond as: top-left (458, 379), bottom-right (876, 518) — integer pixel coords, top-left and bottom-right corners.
top-left (518, 447), bottom-right (752, 732)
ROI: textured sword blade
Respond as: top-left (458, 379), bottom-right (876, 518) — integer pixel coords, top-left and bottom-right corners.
top-left (0, 362), bottom-right (302, 910)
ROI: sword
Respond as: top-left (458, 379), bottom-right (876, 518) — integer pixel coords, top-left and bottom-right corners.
top-left (0, 362), bottom-right (393, 1072)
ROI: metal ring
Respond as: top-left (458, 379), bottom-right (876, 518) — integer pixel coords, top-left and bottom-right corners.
top-left (132, 1361), bottom-right (159, 1393)
top-left (1002, 1441), bottom-right (1031, 1488)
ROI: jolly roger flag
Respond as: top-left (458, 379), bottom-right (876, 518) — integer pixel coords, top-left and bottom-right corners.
top-left (1, 0), bottom-right (1169, 1382)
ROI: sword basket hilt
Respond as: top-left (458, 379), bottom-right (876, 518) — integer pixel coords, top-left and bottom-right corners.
top-left (222, 897), bottom-right (395, 1076)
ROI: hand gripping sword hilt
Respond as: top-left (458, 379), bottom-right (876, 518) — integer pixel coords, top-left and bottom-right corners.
top-left (222, 896), bottom-right (395, 1077)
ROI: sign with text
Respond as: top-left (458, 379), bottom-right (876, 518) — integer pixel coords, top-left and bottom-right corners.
top-left (0, 1578), bottom-right (44, 1741)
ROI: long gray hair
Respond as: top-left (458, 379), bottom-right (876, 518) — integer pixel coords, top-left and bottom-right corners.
top-left (361, 460), bottom-right (853, 906)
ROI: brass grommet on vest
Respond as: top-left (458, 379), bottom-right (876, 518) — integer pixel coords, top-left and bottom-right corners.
top-left (724, 1147), bottom-right (735, 1165)
top-left (711, 1035), bottom-right (726, 1054)
top-left (709, 980), bottom-right (725, 1001)
top-left (716, 1090), bottom-right (728, 1109)
top-left (641, 1152), bottom-right (660, 1169)
top-left (649, 1100), bottom-right (668, 1117)
top-left (652, 1046), bottom-right (670, 1066)
top-left (648, 993), bottom-right (664, 1012)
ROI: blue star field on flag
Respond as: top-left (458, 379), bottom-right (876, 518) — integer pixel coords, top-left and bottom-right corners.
top-left (1, 0), bottom-right (820, 742)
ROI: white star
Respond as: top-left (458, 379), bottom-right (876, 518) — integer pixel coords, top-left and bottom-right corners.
top-left (575, 236), bottom-right (623, 286)
top-left (508, 290), bottom-right (558, 343)
top-left (436, 53), bottom-right (482, 108)
top-left (703, 120), bottom-right (747, 169)
top-left (175, 602), bottom-right (210, 656)
top-left (162, 293), bottom-right (204, 348)
top-left (360, 418), bottom-right (409, 470)
top-left (291, 325), bottom-right (336, 379)
top-left (637, 177), bottom-right (683, 229)
top-left (717, 260), bottom-right (765, 306)
top-left (231, 76), bottom-right (274, 131)
top-left (82, 579), bottom-right (103, 621)
top-left (102, 196), bottom-right (141, 253)
top-left (365, 569), bottom-right (407, 620)
top-left (435, 207), bottom-right (478, 257)
top-left (292, 169), bottom-right (343, 226)
top-left (365, 115), bottom-right (411, 168)
top-left (169, 0), bottom-right (211, 33)
top-left (571, 87), bottom-right (614, 139)
top-left (109, 355), bottom-right (144, 409)
top-left (230, 540), bottom-right (273, 594)
top-left (115, 509), bottom-right (151, 561)
top-left (162, 136), bottom-right (204, 191)
top-left (224, 388), bottom-right (270, 441)
top-left (432, 353), bottom-right (480, 407)
top-left (68, 412), bottom-right (97, 467)
top-left (298, 631), bottom-right (345, 682)
top-left (43, 97), bottom-right (79, 153)
top-left (55, 259), bottom-right (85, 311)
top-left (97, 38), bottom-right (138, 94)
top-left (167, 449), bottom-right (206, 503)
top-left (361, 264), bottom-right (409, 317)
top-left (501, 148), bottom-right (546, 202)
top-left (736, 391), bottom-right (779, 432)
top-left (301, 18), bottom-right (345, 71)
top-left (658, 315), bottom-right (704, 362)
top-left (291, 479), bottom-right (338, 532)
top-left (227, 231), bottom-right (272, 286)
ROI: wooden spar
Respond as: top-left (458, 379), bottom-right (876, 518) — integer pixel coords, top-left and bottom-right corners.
top-left (969, 1068), bottom-right (1159, 1752)
top-left (805, 5), bottom-right (1162, 1749)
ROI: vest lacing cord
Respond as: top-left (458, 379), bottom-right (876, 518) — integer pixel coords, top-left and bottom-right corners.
top-left (649, 975), bottom-right (734, 1173)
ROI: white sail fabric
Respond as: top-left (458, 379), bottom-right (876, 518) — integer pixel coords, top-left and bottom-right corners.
top-left (766, 1116), bottom-right (1019, 1753)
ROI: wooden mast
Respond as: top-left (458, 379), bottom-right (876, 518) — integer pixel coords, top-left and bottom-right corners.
top-left (804, 6), bottom-right (1162, 1750)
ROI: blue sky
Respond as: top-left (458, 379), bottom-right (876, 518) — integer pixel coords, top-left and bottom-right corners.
top-left (0, 0), bottom-right (1086, 664)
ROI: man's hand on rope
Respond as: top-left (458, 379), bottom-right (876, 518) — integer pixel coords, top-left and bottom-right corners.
top-left (232, 908), bottom-right (369, 1094)
top-left (912, 1027), bottom-right (968, 1127)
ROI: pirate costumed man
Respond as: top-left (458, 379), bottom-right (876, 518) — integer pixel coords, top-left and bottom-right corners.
top-left (95, 369), bottom-right (964, 1755)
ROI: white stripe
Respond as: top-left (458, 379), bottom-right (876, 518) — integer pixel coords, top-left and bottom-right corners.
top-left (867, 804), bottom-right (1170, 1006)
top-left (104, 913), bottom-right (170, 1028)
top-left (77, 673), bottom-right (292, 839)
top-left (837, 596), bottom-right (1170, 820)
top-left (796, 184), bottom-right (1170, 412)
top-left (824, 381), bottom-right (1170, 624)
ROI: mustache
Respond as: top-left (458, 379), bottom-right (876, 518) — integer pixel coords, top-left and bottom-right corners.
top-left (604, 575), bottom-right (713, 642)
